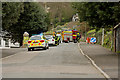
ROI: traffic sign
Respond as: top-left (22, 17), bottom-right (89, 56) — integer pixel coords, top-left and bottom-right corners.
top-left (90, 37), bottom-right (96, 43)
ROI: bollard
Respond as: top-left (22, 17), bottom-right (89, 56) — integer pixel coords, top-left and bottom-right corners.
top-left (86, 37), bottom-right (90, 44)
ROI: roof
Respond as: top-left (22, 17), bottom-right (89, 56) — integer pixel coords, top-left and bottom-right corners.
top-left (114, 23), bottom-right (120, 29)
top-left (31, 34), bottom-right (43, 37)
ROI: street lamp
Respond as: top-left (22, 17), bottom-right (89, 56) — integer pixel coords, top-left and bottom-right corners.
top-left (85, 22), bottom-right (87, 41)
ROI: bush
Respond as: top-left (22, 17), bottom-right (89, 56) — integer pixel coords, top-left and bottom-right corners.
top-left (103, 31), bottom-right (112, 48)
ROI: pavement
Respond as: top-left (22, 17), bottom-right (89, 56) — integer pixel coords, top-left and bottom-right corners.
top-left (1, 48), bottom-right (27, 58)
top-left (79, 42), bottom-right (118, 79)
top-left (2, 43), bottom-right (105, 78)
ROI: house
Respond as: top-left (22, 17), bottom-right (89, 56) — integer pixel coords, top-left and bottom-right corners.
top-left (114, 23), bottom-right (120, 52)
top-left (72, 13), bottom-right (79, 22)
top-left (0, 31), bottom-right (11, 49)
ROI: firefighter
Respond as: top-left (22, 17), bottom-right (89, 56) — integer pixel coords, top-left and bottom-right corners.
top-left (56, 33), bottom-right (62, 43)
top-left (76, 32), bottom-right (80, 42)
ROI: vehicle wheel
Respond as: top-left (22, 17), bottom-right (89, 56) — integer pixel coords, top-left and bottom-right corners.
top-left (67, 40), bottom-right (69, 43)
top-left (47, 46), bottom-right (49, 49)
top-left (55, 41), bottom-right (58, 46)
top-left (47, 44), bottom-right (49, 49)
top-left (54, 44), bottom-right (57, 46)
top-left (74, 40), bottom-right (77, 43)
top-left (75, 40), bottom-right (77, 43)
top-left (43, 46), bottom-right (47, 50)
top-left (73, 40), bottom-right (75, 43)
top-left (28, 48), bottom-right (31, 51)
top-left (74, 41), bottom-right (75, 43)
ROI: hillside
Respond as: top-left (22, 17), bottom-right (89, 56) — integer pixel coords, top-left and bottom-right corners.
top-left (40, 2), bottom-right (75, 26)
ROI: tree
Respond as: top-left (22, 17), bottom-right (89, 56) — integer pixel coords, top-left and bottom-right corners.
top-left (72, 2), bottom-right (120, 28)
top-left (12, 2), bottom-right (49, 44)
top-left (73, 2), bottom-right (120, 48)
top-left (2, 2), bottom-right (24, 31)
top-left (2, 2), bottom-right (50, 45)
top-left (45, 13), bottom-right (51, 30)
top-left (42, 3), bottom-right (75, 27)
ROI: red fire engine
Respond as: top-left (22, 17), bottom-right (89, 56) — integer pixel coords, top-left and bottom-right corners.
top-left (72, 29), bottom-right (78, 43)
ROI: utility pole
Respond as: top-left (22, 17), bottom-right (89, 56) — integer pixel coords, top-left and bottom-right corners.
top-left (111, 28), bottom-right (113, 51)
top-left (102, 28), bottom-right (104, 46)
top-left (85, 22), bottom-right (87, 41)
top-left (85, 11), bottom-right (87, 41)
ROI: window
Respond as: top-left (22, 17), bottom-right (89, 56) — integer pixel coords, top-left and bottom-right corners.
top-left (30, 36), bottom-right (41, 40)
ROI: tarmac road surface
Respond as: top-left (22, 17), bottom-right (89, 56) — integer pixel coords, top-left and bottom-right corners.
top-left (1, 48), bottom-right (26, 58)
top-left (2, 42), bottom-right (105, 78)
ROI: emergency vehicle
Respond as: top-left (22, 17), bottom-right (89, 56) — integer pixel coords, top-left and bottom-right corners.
top-left (45, 35), bottom-right (55, 45)
top-left (28, 34), bottom-right (49, 51)
top-left (72, 29), bottom-right (78, 43)
top-left (62, 30), bottom-right (73, 43)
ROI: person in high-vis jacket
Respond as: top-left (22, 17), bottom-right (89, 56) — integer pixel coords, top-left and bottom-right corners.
top-left (54, 34), bottom-right (59, 45)
top-left (76, 33), bottom-right (81, 42)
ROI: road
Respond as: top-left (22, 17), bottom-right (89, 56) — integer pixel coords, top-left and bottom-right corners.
top-left (2, 48), bottom-right (26, 58)
top-left (79, 42), bottom-right (118, 78)
top-left (2, 43), bottom-right (105, 78)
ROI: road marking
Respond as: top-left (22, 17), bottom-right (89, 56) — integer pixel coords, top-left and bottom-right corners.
top-left (78, 43), bottom-right (112, 80)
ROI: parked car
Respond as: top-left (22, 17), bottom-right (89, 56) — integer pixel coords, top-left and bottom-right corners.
top-left (45, 35), bottom-right (55, 45)
top-left (28, 35), bottom-right (49, 51)
top-left (10, 42), bottom-right (20, 48)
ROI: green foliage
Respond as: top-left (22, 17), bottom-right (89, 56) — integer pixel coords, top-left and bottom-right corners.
top-left (103, 30), bottom-right (112, 48)
top-left (87, 29), bottom-right (96, 37)
top-left (91, 33), bottom-right (95, 37)
top-left (72, 2), bottom-right (120, 28)
top-left (97, 28), bottom-right (102, 33)
top-left (47, 3), bottom-right (75, 27)
top-left (2, 2), bottom-right (24, 31)
top-left (45, 31), bottom-right (53, 34)
top-left (45, 13), bottom-right (51, 30)
top-left (104, 36), bottom-right (110, 47)
top-left (2, 2), bottom-right (50, 45)
top-left (116, 51), bottom-right (120, 54)
top-left (87, 29), bottom-right (96, 34)
top-left (16, 3), bottom-right (48, 33)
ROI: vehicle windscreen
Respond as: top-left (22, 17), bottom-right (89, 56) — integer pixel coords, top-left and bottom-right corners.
top-left (45, 36), bottom-right (53, 39)
top-left (30, 36), bottom-right (41, 40)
